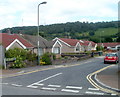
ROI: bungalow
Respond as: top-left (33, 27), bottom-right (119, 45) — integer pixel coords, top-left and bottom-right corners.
top-left (52, 38), bottom-right (82, 54)
top-left (0, 33), bottom-right (34, 50)
top-left (0, 33), bottom-right (54, 56)
top-left (98, 43), bottom-right (120, 50)
top-left (82, 40), bottom-right (97, 51)
top-left (52, 37), bottom-right (97, 54)
top-left (20, 34), bottom-right (53, 55)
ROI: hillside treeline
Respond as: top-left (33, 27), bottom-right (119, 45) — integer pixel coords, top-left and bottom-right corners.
top-left (2, 21), bottom-right (119, 42)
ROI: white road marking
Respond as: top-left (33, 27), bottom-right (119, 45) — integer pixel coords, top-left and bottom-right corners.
top-left (27, 73), bottom-right (62, 88)
top-left (27, 83), bottom-right (44, 88)
top-left (85, 91), bottom-right (94, 94)
top-left (111, 94), bottom-right (117, 95)
top-left (27, 85), bottom-right (38, 88)
top-left (85, 91), bottom-right (104, 95)
top-left (88, 88), bottom-right (99, 91)
top-left (35, 73), bottom-right (62, 83)
top-left (41, 87), bottom-right (56, 91)
top-left (48, 84), bottom-right (61, 88)
top-left (61, 89), bottom-right (79, 93)
top-left (66, 86), bottom-right (82, 89)
top-left (11, 84), bottom-right (22, 87)
top-left (93, 92), bottom-right (104, 95)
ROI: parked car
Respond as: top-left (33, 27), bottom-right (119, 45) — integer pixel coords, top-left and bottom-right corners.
top-left (104, 53), bottom-right (119, 64)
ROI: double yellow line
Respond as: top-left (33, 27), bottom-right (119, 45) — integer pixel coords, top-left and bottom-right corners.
top-left (87, 65), bottom-right (119, 95)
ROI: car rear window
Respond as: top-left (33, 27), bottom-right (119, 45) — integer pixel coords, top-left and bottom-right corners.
top-left (106, 53), bottom-right (117, 57)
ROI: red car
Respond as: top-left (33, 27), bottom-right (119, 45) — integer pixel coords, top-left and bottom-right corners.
top-left (104, 53), bottom-right (119, 64)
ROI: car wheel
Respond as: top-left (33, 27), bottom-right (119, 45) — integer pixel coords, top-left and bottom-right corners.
top-left (104, 61), bottom-right (106, 64)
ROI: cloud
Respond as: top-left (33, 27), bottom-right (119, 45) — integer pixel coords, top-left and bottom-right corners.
top-left (0, 0), bottom-right (118, 30)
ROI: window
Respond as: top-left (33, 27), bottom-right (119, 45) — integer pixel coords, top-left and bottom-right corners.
top-left (39, 48), bottom-right (43, 56)
top-left (53, 47), bottom-right (60, 54)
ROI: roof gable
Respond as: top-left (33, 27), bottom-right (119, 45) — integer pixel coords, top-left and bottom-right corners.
top-left (6, 39), bottom-right (26, 50)
top-left (59, 38), bottom-right (81, 46)
top-left (0, 33), bottom-right (33, 48)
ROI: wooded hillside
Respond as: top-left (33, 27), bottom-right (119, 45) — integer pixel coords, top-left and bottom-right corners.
top-left (2, 21), bottom-right (119, 42)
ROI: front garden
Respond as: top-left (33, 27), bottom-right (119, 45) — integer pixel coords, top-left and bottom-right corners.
top-left (3, 46), bottom-right (107, 69)
top-left (5, 48), bottom-right (56, 69)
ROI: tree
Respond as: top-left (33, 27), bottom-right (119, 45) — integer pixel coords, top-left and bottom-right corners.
top-left (89, 37), bottom-right (100, 43)
top-left (104, 37), bottom-right (113, 42)
top-left (117, 36), bottom-right (120, 42)
top-left (117, 32), bottom-right (120, 42)
top-left (89, 31), bottom-right (95, 36)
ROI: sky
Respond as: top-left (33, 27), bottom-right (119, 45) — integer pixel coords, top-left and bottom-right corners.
top-left (0, 0), bottom-right (119, 30)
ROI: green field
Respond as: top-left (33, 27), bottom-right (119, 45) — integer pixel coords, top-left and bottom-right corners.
top-left (94, 28), bottom-right (118, 36)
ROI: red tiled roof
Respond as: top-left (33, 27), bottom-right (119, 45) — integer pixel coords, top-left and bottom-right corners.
top-left (90, 41), bottom-right (96, 46)
top-left (59, 38), bottom-right (80, 46)
top-left (98, 43), bottom-right (120, 47)
top-left (57, 38), bottom-right (97, 47)
top-left (82, 40), bottom-right (90, 46)
top-left (82, 40), bottom-right (96, 46)
top-left (0, 33), bottom-right (33, 48)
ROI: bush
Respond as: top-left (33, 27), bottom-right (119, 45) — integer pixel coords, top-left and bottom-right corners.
top-left (40, 59), bottom-right (46, 65)
top-left (26, 51), bottom-right (37, 62)
top-left (5, 48), bottom-right (28, 60)
top-left (96, 46), bottom-right (104, 51)
top-left (10, 56), bottom-right (26, 68)
top-left (5, 48), bottom-right (37, 68)
top-left (41, 52), bottom-right (52, 65)
top-left (50, 53), bottom-right (56, 60)
top-left (85, 51), bottom-right (91, 55)
top-left (0, 65), bottom-right (4, 69)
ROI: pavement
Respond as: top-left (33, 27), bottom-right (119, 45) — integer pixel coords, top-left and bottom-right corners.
top-left (96, 64), bottom-right (120, 91)
top-left (0, 57), bottom-right (120, 93)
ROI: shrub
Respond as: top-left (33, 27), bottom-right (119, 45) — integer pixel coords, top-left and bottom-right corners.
top-left (40, 59), bottom-right (46, 65)
top-left (10, 56), bottom-right (26, 68)
top-left (96, 46), bottom-right (104, 51)
top-left (5, 48), bottom-right (28, 60)
top-left (0, 65), bottom-right (4, 69)
top-left (41, 52), bottom-right (52, 65)
top-left (49, 53), bottom-right (56, 60)
top-left (26, 51), bottom-right (37, 62)
top-left (64, 56), bottom-right (68, 59)
top-left (5, 48), bottom-right (37, 68)
top-left (85, 51), bottom-right (91, 55)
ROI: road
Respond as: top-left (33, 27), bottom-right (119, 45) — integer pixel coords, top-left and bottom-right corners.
top-left (1, 56), bottom-right (116, 95)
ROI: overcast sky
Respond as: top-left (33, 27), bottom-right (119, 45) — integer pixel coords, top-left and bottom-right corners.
top-left (0, 0), bottom-right (119, 30)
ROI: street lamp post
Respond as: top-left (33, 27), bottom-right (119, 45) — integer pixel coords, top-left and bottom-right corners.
top-left (37, 1), bottom-right (47, 65)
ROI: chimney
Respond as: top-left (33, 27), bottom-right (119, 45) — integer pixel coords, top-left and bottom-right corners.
top-left (18, 30), bottom-right (22, 35)
top-left (7, 29), bottom-right (13, 35)
top-left (7, 29), bottom-right (11, 34)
